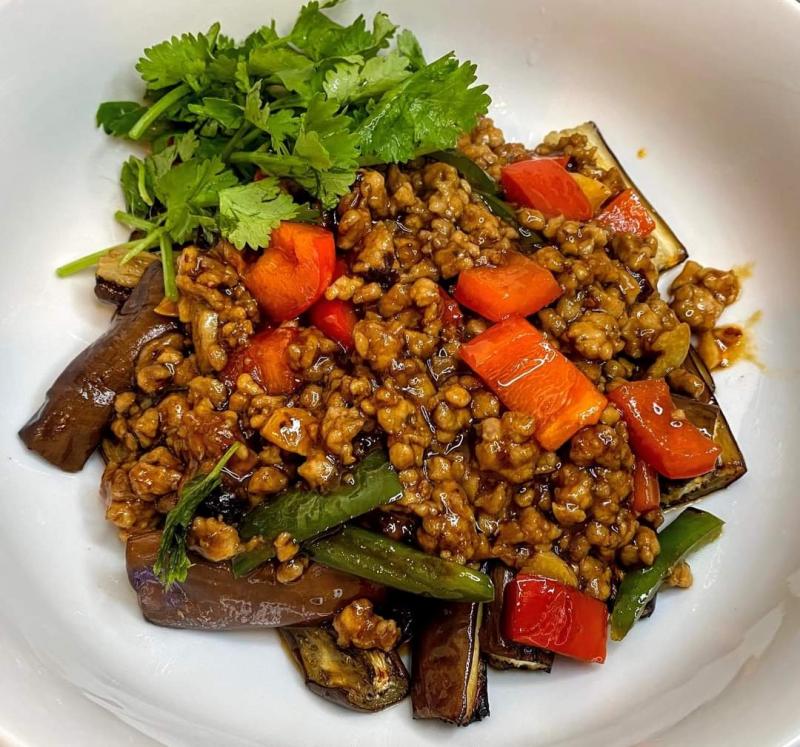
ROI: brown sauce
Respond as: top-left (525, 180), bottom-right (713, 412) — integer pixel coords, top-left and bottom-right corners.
top-left (698, 310), bottom-right (762, 370)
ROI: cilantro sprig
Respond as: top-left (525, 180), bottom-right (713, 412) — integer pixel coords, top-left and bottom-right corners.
top-left (153, 441), bottom-right (242, 588)
top-left (59, 1), bottom-right (491, 298)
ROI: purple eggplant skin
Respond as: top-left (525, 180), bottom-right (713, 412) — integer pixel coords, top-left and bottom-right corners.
top-left (280, 625), bottom-right (410, 712)
top-left (411, 600), bottom-right (488, 726)
top-left (94, 277), bottom-right (132, 307)
top-left (19, 262), bottom-right (178, 472)
top-left (126, 531), bottom-right (387, 630)
top-left (480, 563), bottom-right (554, 672)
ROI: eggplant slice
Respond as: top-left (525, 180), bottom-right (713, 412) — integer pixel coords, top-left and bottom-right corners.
top-left (280, 625), bottom-right (409, 712)
top-left (559, 121), bottom-right (688, 272)
top-left (679, 345), bottom-right (717, 403)
top-left (94, 247), bottom-right (159, 306)
top-left (19, 262), bottom-right (177, 471)
top-left (412, 601), bottom-right (488, 726)
top-left (661, 387), bottom-right (747, 508)
top-left (480, 564), bottom-right (554, 672)
top-left (126, 531), bottom-right (386, 629)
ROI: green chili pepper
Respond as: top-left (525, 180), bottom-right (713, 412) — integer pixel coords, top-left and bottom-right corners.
top-left (610, 507), bottom-right (724, 641)
top-left (429, 149), bottom-right (501, 195)
top-left (427, 149), bottom-right (545, 246)
top-left (232, 450), bottom-right (402, 577)
top-left (307, 525), bottom-right (494, 602)
top-left (473, 190), bottom-right (545, 247)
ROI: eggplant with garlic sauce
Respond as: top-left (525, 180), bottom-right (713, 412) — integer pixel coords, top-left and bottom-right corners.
top-left (21, 0), bottom-right (754, 728)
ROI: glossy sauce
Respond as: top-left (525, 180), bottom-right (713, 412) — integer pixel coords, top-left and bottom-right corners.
top-left (699, 310), bottom-right (762, 370)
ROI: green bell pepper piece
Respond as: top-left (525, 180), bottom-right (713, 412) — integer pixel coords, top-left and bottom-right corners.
top-left (308, 525), bottom-right (494, 602)
top-left (610, 507), bottom-right (724, 641)
top-left (232, 450), bottom-right (401, 577)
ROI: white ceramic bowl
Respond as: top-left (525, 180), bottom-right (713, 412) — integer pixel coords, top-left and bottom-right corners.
top-left (1, 1), bottom-right (799, 744)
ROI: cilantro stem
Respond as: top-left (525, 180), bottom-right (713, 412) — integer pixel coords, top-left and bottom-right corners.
top-left (228, 151), bottom-right (262, 167)
top-left (128, 83), bottom-right (192, 140)
top-left (238, 128), bottom-right (264, 149)
top-left (55, 248), bottom-right (116, 277)
top-left (159, 234), bottom-right (178, 301)
top-left (220, 123), bottom-right (252, 161)
top-left (114, 210), bottom-right (155, 231)
top-left (121, 227), bottom-right (165, 264)
top-left (137, 159), bottom-right (153, 206)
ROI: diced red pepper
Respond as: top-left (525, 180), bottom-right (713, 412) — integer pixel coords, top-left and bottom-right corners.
top-left (547, 154), bottom-right (570, 168)
top-left (504, 574), bottom-right (608, 663)
top-left (221, 327), bottom-right (298, 395)
top-left (244, 222), bottom-right (335, 322)
top-left (632, 456), bottom-right (661, 513)
top-left (331, 258), bottom-right (348, 282)
top-left (309, 298), bottom-right (358, 350)
top-left (438, 287), bottom-right (463, 329)
top-left (608, 379), bottom-right (721, 479)
top-left (454, 251), bottom-right (562, 322)
top-left (596, 188), bottom-right (655, 236)
top-left (501, 159), bottom-right (592, 220)
top-left (306, 257), bottom-right (357, 349)
top-left (460, 317), bottom-right (607, 450)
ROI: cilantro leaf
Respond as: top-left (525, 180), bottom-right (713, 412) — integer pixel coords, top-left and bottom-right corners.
top-left (96, 101), bottom-right (148, 136)
top-left (187, 97), bottom-right (244, 130)
top-left (176, 131), bottom-right (200, 162)
top-left (323, 51), bottom-right (411, 104)
top-left (234, 59), bottom-right (251, 93)
top-left (119, 156), bottom-right (150, 217)
top-left (262, 109), bottom-right (301, 153)
top-left (243, 83), bottom-right (301, 151)
top-left (248, 45), bottom-right (312, 79)
top-left (321, 61), bottom-right (361, 104)
top-left (136, 22), bottom-right (220, 91)
top-left (397, 29), bottom-right (426, 71)
top-left (155, 157), bottom-right (238, 242)
top-left (289, 3), bottom-right (395, 61)
top-left (288, 95), bottom-right (360, 206)
top-left (218, 178), bottom-right (299, 249)
top-left (358, 53), bottom-right (490, 163)
top-left (244, 82), bottom-right (271, 131)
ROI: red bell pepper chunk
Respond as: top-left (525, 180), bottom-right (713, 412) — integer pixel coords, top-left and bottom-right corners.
top-left (309, 298), bottom-right (358, 350)
top-left (307, 257), bottom-right (358, 349)
top-left (632, 456), bottom-right (661, 513)
top-left (454, 251), bottom-right (562, 322)
top-left (608, 379), bottom-right (721, 479)
top-left (501, 159), bottom-right (592, 221)
top-left (504, 574), bottom-right (608, 663)
top-left (547, 154), bottom-right (570, 168)
top-left (460, 317), bottom-right (607, 450)
top-left (221, 327), bottom-right (298, 395)
top-left (438, 287), bottom-right (463, 329)
top-left (331, 258), bottom-right (348, 282)
top-left (596, 188), bottom-right (655, 236)
top-left (244, 222), bottom-right (335, 322)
